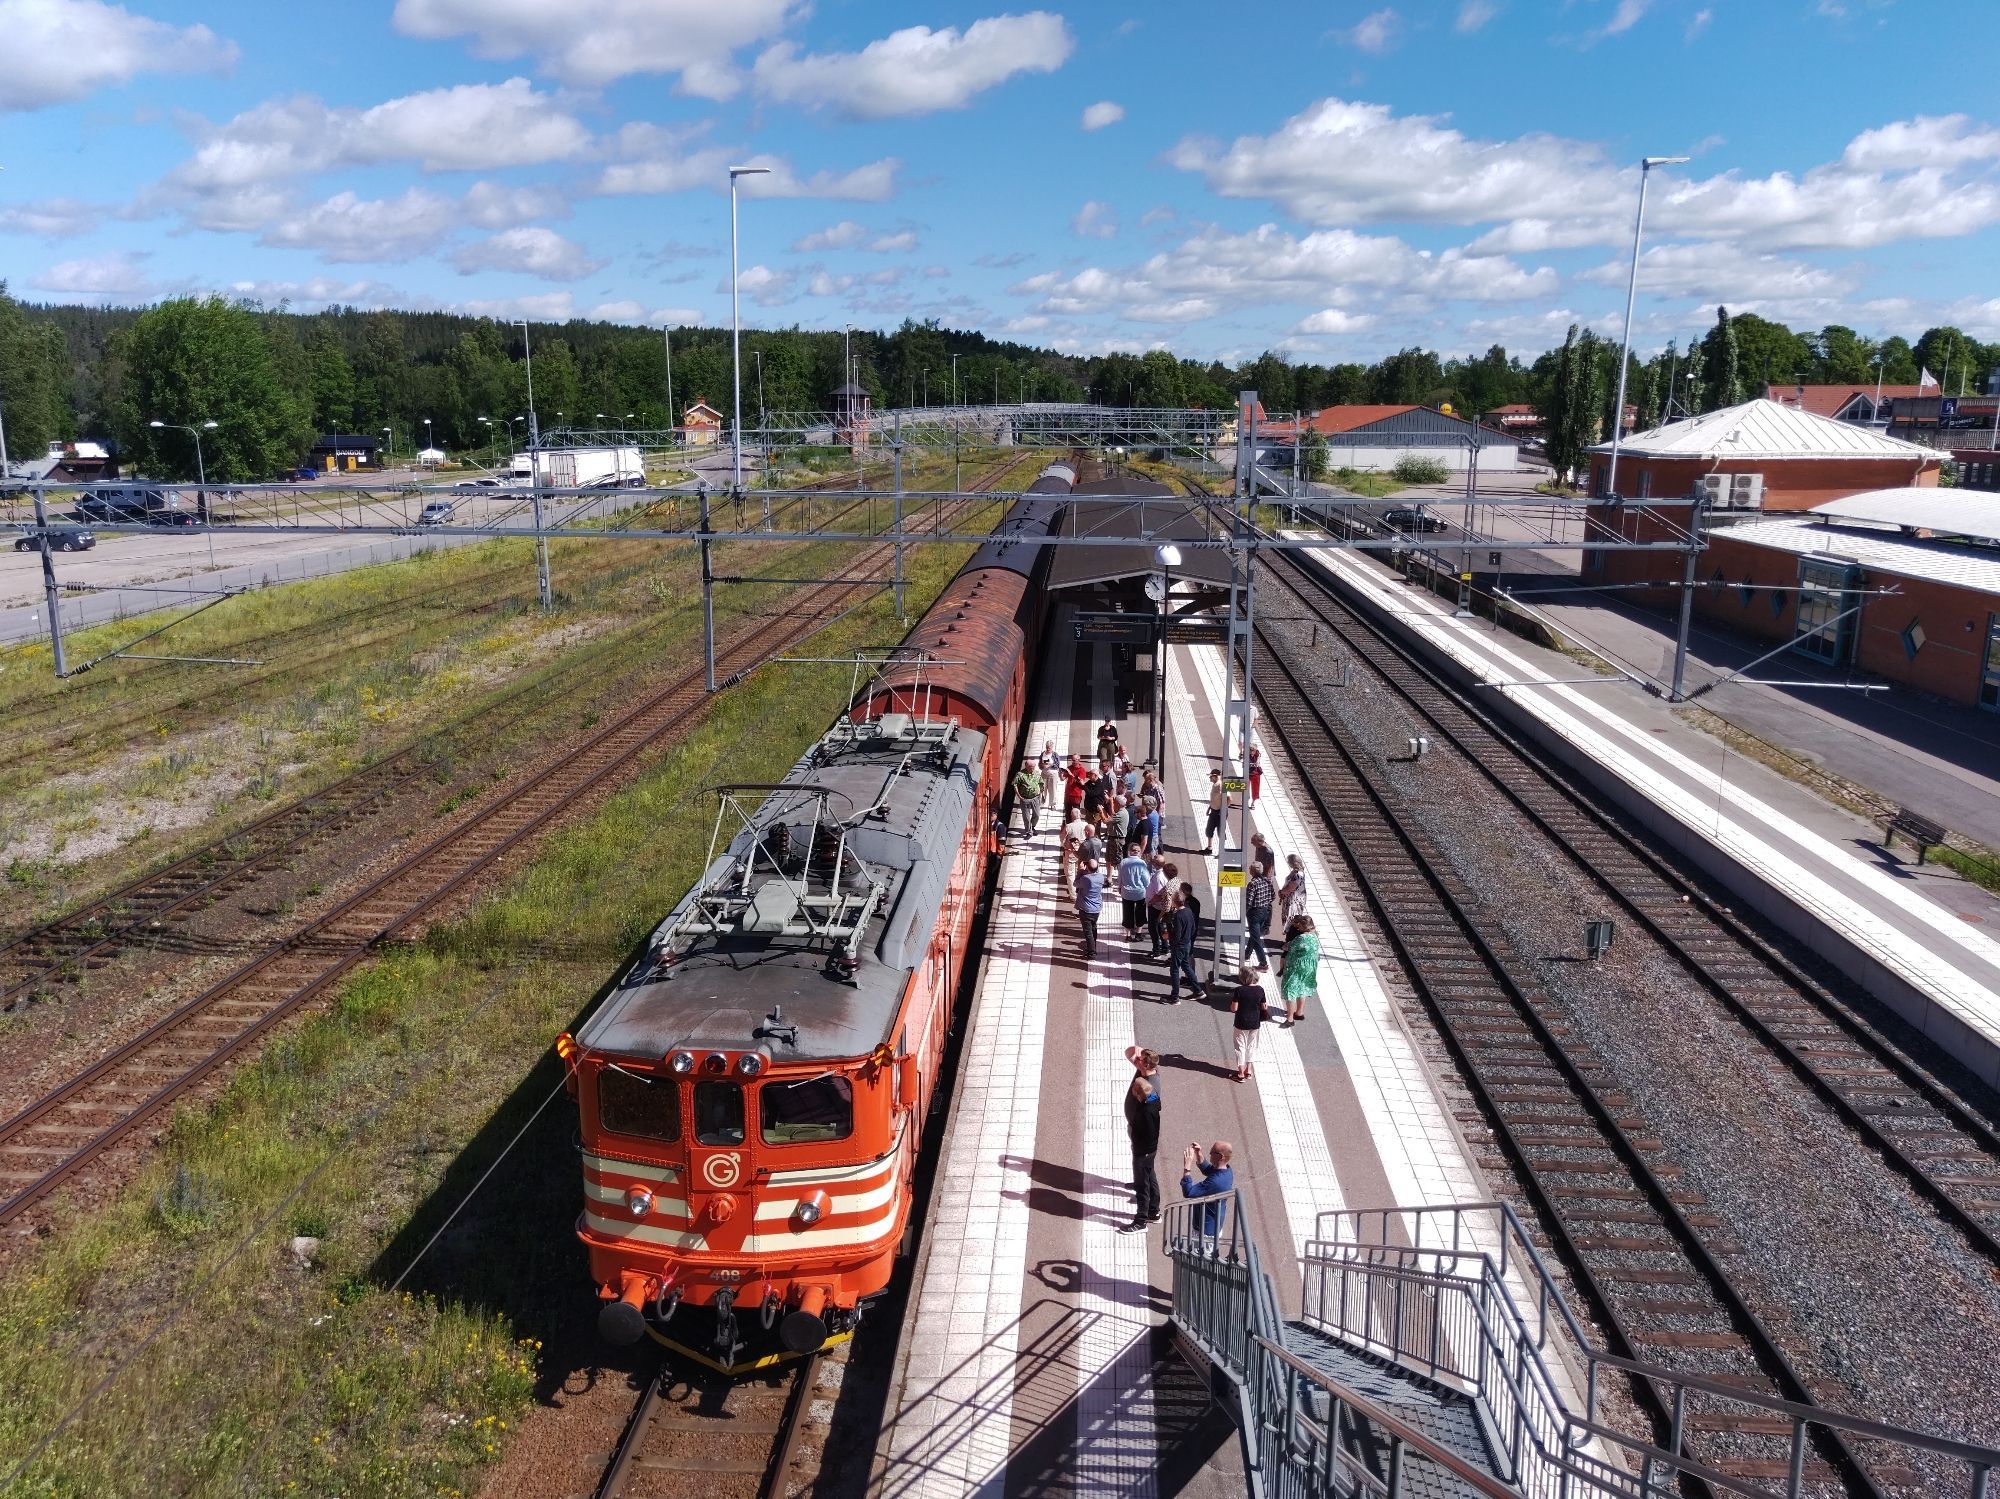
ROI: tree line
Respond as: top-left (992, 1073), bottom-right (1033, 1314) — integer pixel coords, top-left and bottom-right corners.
top-left (0, 283), bottom-right (1993, 483)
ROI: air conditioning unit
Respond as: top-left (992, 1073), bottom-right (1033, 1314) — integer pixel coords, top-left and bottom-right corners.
top-left (1698, 473), bottom-right (1728, 504)
top-left (1730, 473), bottom-right (1764, 509)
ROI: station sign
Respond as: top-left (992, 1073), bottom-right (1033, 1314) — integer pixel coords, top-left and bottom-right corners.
top-left (1222, 776), bottom-right (1246, 793)
top-left (1073, 611), bottom-right (1153, 644)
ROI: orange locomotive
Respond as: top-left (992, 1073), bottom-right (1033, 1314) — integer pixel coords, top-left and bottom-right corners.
top-left (557, 466), bottom-right (1075, 1368)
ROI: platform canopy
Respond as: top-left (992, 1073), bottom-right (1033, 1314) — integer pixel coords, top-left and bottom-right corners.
top-left (1043, 479), bottom-right (1237, 592)
top-left (1811, 487), bottom-right (2000, 543)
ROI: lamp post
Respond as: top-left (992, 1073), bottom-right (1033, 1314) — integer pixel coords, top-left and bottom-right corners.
top-left (148, 417), bottom-right (218, 562)
top-left (478, 415), bottom-right (493, 465)
top-left (513, 319), bottom-right (551, 610)
top-left (1150, 544), bottom-right (1181, 771)
top-left (422, 417), bottom-right (433, 466)
top-left (922, 367), bottom-right (930, 407)
top-left (752, 350), bottom-right (765, 484)
top-left (729, 163), bottom-right (771, 496)
top-left (1606, 154), bottom-right (1688, 502)
top-left (663, 328), bottom-right (676, 446)
top-left (11, 395), bottom-right (67, 676)
top-left (382, 425), bottom-right (393, 469)
top-left (951, 352), bottom-right (960, 407)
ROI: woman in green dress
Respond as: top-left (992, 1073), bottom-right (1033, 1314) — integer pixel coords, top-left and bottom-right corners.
top-left (1279, 913), bottom-right (1319, 1027)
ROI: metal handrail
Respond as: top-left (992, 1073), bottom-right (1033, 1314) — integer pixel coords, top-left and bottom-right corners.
top-left (1308, 1201), bottom-right (2000, 1499)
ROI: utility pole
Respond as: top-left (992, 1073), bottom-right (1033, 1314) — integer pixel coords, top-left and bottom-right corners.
top-left (664, 327), bottom-right (675, 446)
top-left (1670, 497), bottom-right (1706, 702)
top-left (518, 318), bottom-right (551, 611)
top-left (729, 164), bottom-right (771, 499)
top-left (1607, 155), bottom-right (1688, 502)
top-left (1, 397), bottom-right (66, 676)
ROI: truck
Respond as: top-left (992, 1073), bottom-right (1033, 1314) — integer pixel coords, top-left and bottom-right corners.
top-left (530, 446), bottom-right (644, 489)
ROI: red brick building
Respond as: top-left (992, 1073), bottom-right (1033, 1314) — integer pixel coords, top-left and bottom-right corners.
top-left (1675, 493), bottom-right (2000, 709)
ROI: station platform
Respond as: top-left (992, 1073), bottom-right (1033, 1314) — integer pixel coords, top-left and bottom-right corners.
top-left (1293, 539), bottom-right (2000, 1090)
top-left (868, 606), bottom-right (1524, 1497)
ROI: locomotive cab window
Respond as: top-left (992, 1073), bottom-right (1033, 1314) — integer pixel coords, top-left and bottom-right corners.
top-left (762, 1075), bottom-right (854, 1144)
top-left (597, 1066), bottom-right (680, 1142)
top-left (694, 1081), bottom-right (745, 1146)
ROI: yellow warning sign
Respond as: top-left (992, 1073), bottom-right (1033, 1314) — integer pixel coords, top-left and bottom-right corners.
top-left (1218, 869), bottom-right (1247, 888)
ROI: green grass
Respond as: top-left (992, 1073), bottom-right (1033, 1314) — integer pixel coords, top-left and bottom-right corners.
top-left (1327, 467), bottom-right (1403, 498)
top-left (0, 535), bottom-right (984, 1499)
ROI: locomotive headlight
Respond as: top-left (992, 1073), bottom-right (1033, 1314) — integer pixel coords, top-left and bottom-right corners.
top-left (625, 1186), bottom-right (654, 1218)
top-left (668, 1051), bottom-right (695, 1075)
top-left (794, 1189), bottom-right (829, 1227)
top-left (736, 1051), bottom-right (766, 1077)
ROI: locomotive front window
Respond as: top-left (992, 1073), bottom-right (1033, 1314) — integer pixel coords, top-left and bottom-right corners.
top-left (597, 1065), bottom-right (680, 1142)
top-left (693, 1081), bottom-right (746, 1146)
top-left (761, 1075), bottom-right (854, 1144)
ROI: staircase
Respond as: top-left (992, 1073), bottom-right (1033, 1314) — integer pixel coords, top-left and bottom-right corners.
top-left (1163, 1196), bottom-right (2000, 1499)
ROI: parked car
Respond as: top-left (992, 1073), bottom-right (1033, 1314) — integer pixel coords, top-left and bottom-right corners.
top-left (284, 467), bottom-right (319, 481)
top-left (416, 501), bottom-right (456, 526)
top-left (145, 509), bottom-right (201, 527)
top-left (1382, 506), bottom-right (1447, 534)
top-left (14, 524), bottom-right (95, 552)
top-left (454, 476), bottom-right (503, 490)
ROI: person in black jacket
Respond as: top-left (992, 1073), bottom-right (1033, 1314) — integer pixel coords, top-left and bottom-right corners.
top-left (1123, 1049), bottom-right (1163, 1230)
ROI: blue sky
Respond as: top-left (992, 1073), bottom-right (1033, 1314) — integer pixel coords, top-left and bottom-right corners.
top-left (2, 0), bottom-right (1997, 364)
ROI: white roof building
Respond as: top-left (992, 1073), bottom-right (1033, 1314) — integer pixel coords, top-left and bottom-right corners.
top-left (1718, 514), bottom-right (2000, 594)
top-left (1590, 398), bottom-right (1938, 462)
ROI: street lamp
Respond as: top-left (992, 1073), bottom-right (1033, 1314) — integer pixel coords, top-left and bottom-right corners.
top-left (422, 416), bottom-right (433, 465)
top-left (514, 319), bottom-right (539, 447)
top-left (382, 425), bottom-right (393, 468)
top-left (728, 163), bottom-right (772, 495)
top-left (951, 352), bottom-right (960, 407)
top-left (1150, 544), bottom-right (1182, 770)
top-left (512, 319), bottom-right (550, 611)
top-left (923, 367), bottom-right (930, 407)
top-left (1606, 154), bottom-right (1688, 501)
top-left (148, 418), bottom-right (217, 516)
top-left (478, 415), bottom-right (493, 465)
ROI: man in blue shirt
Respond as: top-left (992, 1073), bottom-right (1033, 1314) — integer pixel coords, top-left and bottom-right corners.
top-left (1116, 842), bottom-right (1152, 938)
top-left (1181, 1141), bottom-right (1235, 1236)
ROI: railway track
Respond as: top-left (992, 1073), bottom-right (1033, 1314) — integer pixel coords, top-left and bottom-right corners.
top-left (599, 1351), bottom-right (830, 1499)
top-left (0, 463), bottom-right (1033, 1013)
top-left (1250, 567), bottom-right (1917, 1497)
top-left (0, 543), bottom-right (904, 1233)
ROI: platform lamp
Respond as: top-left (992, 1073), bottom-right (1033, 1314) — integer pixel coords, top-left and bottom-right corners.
top-left (382, 425), bottom-right (393, 469)
top-left (1606, 154), bottom-right (1688, 503)
top-left (728, 162), bottom-right (771, 498)
top-left (477, 415), bottom-right (493, 465)
top-left (148, 419), bottom-right (217, 542)
top-left (1148, 544), bottom-right (1182, 771)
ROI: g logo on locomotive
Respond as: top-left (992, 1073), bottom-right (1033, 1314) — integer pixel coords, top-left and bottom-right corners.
top-left (702, 1153), bottom-right (743, 1188)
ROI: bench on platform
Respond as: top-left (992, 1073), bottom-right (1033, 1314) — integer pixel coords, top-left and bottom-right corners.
top-left (1884, 806), bottom-right (1946, 863)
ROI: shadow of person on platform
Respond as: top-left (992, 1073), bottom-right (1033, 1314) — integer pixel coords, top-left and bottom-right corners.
top-left (1027, 1258), bottom-right (1172, 1317)
top-left (1157, 1052), bottom-right (1237, 1081)
top-left (1002, 1153), bottom-right (1133, 1198)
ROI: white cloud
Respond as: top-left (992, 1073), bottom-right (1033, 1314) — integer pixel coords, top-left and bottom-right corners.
top-left (0, 0), bottom-right (236, 111)
top-left (169, 79), bottom-right (589, 192)
top-left (725, 264), bottom-right (799, 307)
top-left (1293, 308), bottom-right (1376, 334)
top-left (1012, 222), bottom-right (1557, 328)
top-left (259, 188), bottom-right (464, 263)
top-left (1081, 100), bottom-right (1125, 131)
top-left (1580, 242), bottom-right (1855, 301)
top-left (455, 291), bottom-right (580, 322)
top-left (592, 136), bottom-right (896, 201)
top-left (869, 229), bottom-right (918, 253)
top-left (461, 180), bottom-right (552, 228)
top-left (223, 276), bottom-right (408, 308)
top-left (1072, 200), bottom-right (1119, 238)
top-left (752, 12), bottom-right (1072, 120)
top-left (392, 0), bottom-right (796, 94)
top-left (1685, 7), bottom-right (1712, 40)
top-left (453, 226), bottom-right (606, 281)
top-left (1596, 0), bottom-right (1649, 37)
top-left (793, 221), bottom-right (869, 252)
top-left (30, 250), bottom-right (154, 296)
top-left (1176, 96), bottom-right (2000, 254)
top-left (1843, 113), bottom-right (2000, 171)
top-left (1341, 8), bottom-right (1400, 52)
top-left (0, 198), bottom-right (101, 237)
top-left (586, 300), bottom-right (705, 326)
top-left (734, 155), bottom-right (900, 201)
top-left (1455, 0), bottom-right (1497, 31)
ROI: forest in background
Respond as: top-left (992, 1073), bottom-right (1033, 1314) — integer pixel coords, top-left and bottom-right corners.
top-left (0, 282), bottom-right (1995, 482)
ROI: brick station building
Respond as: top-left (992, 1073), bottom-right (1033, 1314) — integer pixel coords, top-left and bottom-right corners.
top-left (1584, 399), bottom-right (1942, 597)
top-left (1674, 490), bottom-right (2000, 710)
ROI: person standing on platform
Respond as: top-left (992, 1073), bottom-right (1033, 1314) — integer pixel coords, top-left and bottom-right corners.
top-left (1080, 821), bottom-right (1107, 871)
top-left (1166, 888), bottom-right (1207, 1004)
top-left (1074, 857), bottom-right (1105, 961)
top-left (1202, 768), bottom-right (1232, 857)
top-left (1117, 843), bottom-right (1151, 938)
top-left (1123, 1051), bottom-right (1163, 1231)
top-left (1061, 804), bottom-right (1091, 885)
top-left (1180, 1141), bottom-right (1235, 1236)
top-left (1248, 744), bottom-right (1264, 807)
top-left (1279, 853), bottom-right (1309, 937)
top-left (1039, 740), bottom-right (1062, 778)
top-left (1229, 968), bottom-right (1268, 1081)
top-left (1108, 793), bottom-right (1131, 851)
top-left (1097, 717), bottom-right (1120, 764)
top-left (1146, 858), bottom-right (1176, 956)
top-left (1250, 832), bottom-right (1276, 886)
top-left (1122, 761), bottom-right (1142, 802)
top-left (1244, 861), bottom-right (1275, 972)
top-left (1012, 761), bottom-right (1045, 838)
top-left (1140, 796), bottom-right (1163, 857)
top-left (1279, 913), bottom-right (1320, 1027)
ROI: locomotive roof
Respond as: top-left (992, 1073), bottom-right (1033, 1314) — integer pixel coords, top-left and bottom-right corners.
top-left (577, 716), bottom-right (988, 1065)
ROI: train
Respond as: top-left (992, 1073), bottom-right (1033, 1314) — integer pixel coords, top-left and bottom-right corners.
top-left (556, 461), bottom-right (1077, 1369)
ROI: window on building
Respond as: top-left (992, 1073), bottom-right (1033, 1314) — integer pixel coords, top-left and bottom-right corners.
top-left (1795, 559), bottom-right (1860, 665)
top-left (1902, 618), bottom-right (1927, 660)
top-left (761, 1075), bottom-right (855, 1144)
top-left (598, 1066), bottom-right (680, 1143)
top-left (1771, 587), bottom-right (1788, 619)
top-left (1739, 578), bottom-right (1756, 608)
top-left (1981, 616), bottom-right (2000, 711)
top-left (694, 1081), bottom-right (745, 1146)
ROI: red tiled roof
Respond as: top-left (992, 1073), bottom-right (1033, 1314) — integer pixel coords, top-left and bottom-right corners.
top-left (1308, 404), bottom-right (1419, 434)
top-left (1484, 403), bottom-right (1536, 417)
top-left (1764, 383), bottom-right (1927, 418)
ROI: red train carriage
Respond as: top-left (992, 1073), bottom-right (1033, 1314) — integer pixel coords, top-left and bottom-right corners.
top-left (556, 466), bottom-right (1072, 1369)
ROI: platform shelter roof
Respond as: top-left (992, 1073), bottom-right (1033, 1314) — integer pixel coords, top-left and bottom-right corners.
top-left (1811, 487), bottom-right (2000, 543)
top-left (1043, 477), bottom-right (1236, 592)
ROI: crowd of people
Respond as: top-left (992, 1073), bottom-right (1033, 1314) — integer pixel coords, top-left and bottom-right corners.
top-left (1010, 717), bottom-right (1327, 1234)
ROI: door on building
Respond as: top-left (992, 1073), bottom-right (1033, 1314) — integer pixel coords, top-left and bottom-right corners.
top-left (1980, 614), bottom-right (2000, 711)
top-left (1793, 558), bottom-right (1860, 665)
